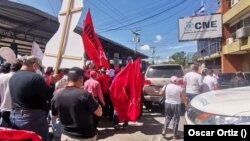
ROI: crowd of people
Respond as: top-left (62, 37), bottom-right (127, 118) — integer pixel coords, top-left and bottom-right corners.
top-left (158, 63), bottom-right (248, 140)
top-left (1, 57), bottom-right (249, 141)
top-left (0, 56), bottom-right (126, 141)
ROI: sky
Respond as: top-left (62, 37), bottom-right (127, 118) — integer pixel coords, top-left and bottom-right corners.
top-left (10, 0), bottom-right (219, 63)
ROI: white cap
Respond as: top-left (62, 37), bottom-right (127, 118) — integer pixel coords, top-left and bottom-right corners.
top-left (170, 76), bottom-right (178, 83)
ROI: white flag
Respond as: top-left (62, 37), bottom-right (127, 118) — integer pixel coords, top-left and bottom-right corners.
top-left (31, 41), bottom-right (43, 60)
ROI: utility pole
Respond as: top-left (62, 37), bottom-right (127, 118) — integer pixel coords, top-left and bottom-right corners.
top-left (156, 55), bottom-right (160, 64)
top-left (132, 28), bottom-right (140, 59)
top-left (150, 47), bottom-right (156, 64)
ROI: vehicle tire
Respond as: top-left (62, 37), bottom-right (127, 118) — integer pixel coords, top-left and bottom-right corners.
top-left (144, 101), bottom-right (153, 109)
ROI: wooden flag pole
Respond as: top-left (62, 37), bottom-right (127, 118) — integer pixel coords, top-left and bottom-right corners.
top-left (54, 0), bottom-right (73, 74)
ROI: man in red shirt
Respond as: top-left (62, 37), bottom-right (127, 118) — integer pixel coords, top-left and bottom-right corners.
top-left (84, 70), bottom-right (104, 128)
top-left (97, 67), bottom-right (111, 118)
top-left (84, 71), bottom-right (105, 106)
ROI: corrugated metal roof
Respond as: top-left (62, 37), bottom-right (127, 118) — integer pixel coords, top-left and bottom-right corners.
top-left (0, 0), bottom-right (148, 58)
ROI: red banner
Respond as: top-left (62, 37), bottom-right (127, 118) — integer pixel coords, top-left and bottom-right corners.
top-left (0, 127), bottom-right (42, 141)
top-left (109, 58), bottom-right (143, 122)
top-left (82, 9), bottom-right (110, 69)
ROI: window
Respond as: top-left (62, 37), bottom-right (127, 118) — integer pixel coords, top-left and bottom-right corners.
top-left (243, 17), bottom-right (250, 27)
top-left (146, 65), bottom-right (184, 78)
top-left (231, 0), bottom-right (240, 7)
top-left (197, 38), bottom-right (221, 56)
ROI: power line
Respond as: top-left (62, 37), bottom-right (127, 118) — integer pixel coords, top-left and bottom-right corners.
top-left (101, 0), bottom-right (131, 22)
top-left (88, 0), bottom-right (125, 26)
top-left (95, 0), bottom-right (170, 29)
top-left (98, 0), bottom-right (185, 33)
top-left (98, 1), bottom-right (176, 30)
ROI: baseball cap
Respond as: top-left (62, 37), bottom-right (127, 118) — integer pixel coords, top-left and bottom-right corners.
top-left (90, 70), bottom-right (97, 78)
top-left (170, 76), bottom-right (178, 83)
top-left (23, 56), bottom-right (44, 68)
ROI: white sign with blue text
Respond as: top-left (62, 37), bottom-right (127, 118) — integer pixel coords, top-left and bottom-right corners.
top-left (179, 14), bottom-right (222, 41)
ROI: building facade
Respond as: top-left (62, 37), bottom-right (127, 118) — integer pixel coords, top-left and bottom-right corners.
top-left (197, 38), bottom-right (221, 69)
top-left (221, 0), bottom-right (250, 72)
top-left (197, 0), bottom-right (250, 73)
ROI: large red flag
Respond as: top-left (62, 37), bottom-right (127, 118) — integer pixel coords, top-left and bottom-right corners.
top-left (82, 9), bottom-right (110, 69)
top-left (109, 58), bottom-right (143, 122)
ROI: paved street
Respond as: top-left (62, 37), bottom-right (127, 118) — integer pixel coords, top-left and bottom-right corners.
top-left (97, 106), bottom-right (186, 141)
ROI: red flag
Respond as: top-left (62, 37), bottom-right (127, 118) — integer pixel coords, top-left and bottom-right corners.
top-left (0, 127), bottom-right (42, 141)
top-left (109, 58), bottom-right (143, 122)
top-left (82, 9), bottom-right (110, 69)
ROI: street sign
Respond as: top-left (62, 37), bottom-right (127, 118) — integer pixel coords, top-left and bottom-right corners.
top-left (179, 14), bottom-right (222, 41)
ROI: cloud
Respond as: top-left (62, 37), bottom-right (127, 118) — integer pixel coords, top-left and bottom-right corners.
top-left (168, 45), bottom-right (185, 49)
top-left (140, 44), bottom-right (150, 51)
top-left (155, 35), bottom-right (162, 42)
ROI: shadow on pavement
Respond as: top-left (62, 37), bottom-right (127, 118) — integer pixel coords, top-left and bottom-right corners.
top-left (97, 104), bottom-right (185, 140)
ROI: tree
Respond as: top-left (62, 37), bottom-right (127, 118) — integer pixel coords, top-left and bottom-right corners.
top-left (169, 51), bottom-right (186, 67)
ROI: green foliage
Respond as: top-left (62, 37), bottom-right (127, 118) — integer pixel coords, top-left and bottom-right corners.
top-left (164, 51), bottom-right (187, 67)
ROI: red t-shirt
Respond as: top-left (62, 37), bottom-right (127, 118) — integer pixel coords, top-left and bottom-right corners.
top-left (97, 73), bottom-right (110, 94)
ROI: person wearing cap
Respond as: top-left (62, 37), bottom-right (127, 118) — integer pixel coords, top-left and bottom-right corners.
top-left (9, 56), bottom-right (57, 141)
top-left (97, 67), bottom-right (111, 118)
top-left (51, 67), bottom-right (102, 141)
top-left (84, 71), bottom-right (105, 106)
top-left (159, 76), bottom-right (187, 140)
top-left (84, 70), bottom-right (105, 128)
top-left (183, 63), bottom-right (203, 101)
top-left (0, 60), bottom-right (22, 127)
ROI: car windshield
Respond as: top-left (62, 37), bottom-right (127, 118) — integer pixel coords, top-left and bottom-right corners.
top-left (146, 65), bottom-right (184, 78)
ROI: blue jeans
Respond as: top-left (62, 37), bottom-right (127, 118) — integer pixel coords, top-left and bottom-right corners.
top-left (52, 117), bottom-right (62, 139)
top-left (50, 111), bottom-right (62, 139)
top-left (186, 93), bottom-right (198, 102)
top-left (10, 110), bottom-right (49, 141)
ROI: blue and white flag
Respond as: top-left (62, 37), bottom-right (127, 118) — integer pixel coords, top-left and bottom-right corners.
top-left (194, 5), bottom-right (205, 16)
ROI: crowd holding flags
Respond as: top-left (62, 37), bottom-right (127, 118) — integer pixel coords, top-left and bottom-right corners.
top-left (82, 9), bottom-right (144, 122)
top-left (0, 0), bottom-right (145, 140)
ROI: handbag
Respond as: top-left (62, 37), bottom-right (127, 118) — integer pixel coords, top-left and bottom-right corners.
top-left (159, 85), bottom-right (167, 105)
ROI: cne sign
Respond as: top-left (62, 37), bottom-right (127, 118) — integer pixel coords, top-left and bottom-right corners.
top-left (194, 21), bottom-right (217, 29)
top-left (179, 14), bottom-right (222, 41)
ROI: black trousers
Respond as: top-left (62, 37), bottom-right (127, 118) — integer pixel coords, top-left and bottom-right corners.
top-left (103, 93), bottom-right (114, 119)
top-left (0, 111), bottom-right (11, 127)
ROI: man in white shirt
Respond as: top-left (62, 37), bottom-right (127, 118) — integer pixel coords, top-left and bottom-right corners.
top-left (202, 69), bottom-right (219, 93)
top-left (183, 64), bottom-right (203, 101)
top-left (0, 61), bottom-right (22, 127)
